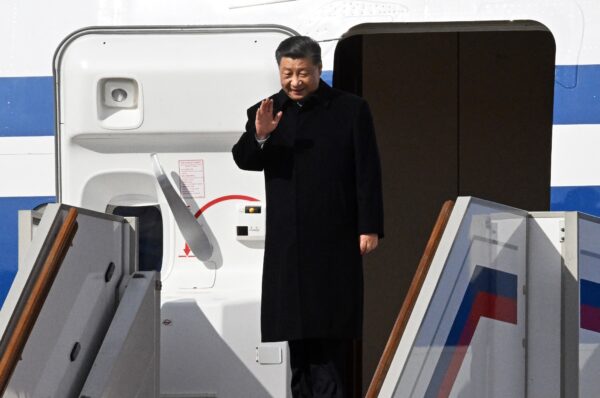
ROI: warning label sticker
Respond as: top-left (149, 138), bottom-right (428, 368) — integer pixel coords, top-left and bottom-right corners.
top-left (178, 160), bottom-right (205, 199)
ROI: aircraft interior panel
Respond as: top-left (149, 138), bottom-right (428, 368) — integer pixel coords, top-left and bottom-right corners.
top-left (458, 29), bottom-right (555, 211)
top-left (334, 21), bottom-right (555, 393)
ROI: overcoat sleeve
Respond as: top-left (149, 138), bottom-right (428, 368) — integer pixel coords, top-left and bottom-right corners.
top-left (353, 100), bottom-right (385, 238)
top-left (231, 106), bottom-right (265, 171)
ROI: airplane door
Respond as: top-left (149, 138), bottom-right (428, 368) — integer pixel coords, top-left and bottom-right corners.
top-left (56, 26), bottom-right (294, 397)
top-left (55, 26), bottom-right (293, 288)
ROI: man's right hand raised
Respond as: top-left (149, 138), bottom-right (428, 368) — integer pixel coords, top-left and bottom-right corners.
top-left (255, 98), bottom-right (283, 140)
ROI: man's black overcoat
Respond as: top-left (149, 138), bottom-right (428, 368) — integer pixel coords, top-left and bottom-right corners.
top-left (232, 80), bottom-right (384, 342)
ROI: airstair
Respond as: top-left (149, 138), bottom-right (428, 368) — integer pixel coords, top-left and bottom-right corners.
top-left (2, 196), bottom-right (599, 397)
top-left (368, 197), bottom-right (600, 397)
top-left (0, 205), bottom-right (159, 397)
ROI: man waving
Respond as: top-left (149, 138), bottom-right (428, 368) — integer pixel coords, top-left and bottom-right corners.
top-left (232, 36), bottom-right (384, 398)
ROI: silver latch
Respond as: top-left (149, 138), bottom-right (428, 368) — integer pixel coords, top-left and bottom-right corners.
top-left (256, 345), bottom-right (283, 365)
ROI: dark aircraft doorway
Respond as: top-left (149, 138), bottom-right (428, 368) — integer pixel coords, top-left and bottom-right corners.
top-left (332, 21), bottom-right (555, 395)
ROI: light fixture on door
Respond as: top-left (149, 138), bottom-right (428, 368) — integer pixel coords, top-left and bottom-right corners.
top-left (97, 77), bottom-right (143, 129)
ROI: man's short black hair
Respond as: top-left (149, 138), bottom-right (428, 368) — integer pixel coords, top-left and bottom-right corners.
top-left (275, 36), bottom-right (322, 66)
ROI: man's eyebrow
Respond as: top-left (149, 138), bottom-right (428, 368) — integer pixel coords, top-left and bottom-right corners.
top-left (281, 67), bottom-right (312, 74)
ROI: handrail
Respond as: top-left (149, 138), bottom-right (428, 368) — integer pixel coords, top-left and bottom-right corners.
top-left (366, 200), bottom-right (455, 397)
top-left (0, 208), bottom-right (78, 394)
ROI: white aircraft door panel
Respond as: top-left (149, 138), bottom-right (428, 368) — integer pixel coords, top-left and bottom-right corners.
top-left (55, 26), bottom-right (293, 397)
top-left (55, 26), bottom-right (291, 288)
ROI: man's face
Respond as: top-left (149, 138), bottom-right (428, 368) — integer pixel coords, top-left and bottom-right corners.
top-left (278, 57), bottom-right (322, 101)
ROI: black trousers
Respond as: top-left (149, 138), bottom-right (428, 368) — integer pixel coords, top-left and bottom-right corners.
top-left (288, 339), bottom-right (353, 398)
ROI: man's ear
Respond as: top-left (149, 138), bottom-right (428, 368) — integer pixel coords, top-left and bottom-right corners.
top-left (318, 63), bottom-right (323, 75)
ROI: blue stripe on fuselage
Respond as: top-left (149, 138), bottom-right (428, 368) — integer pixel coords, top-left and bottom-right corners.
top-left (0, 76), bottom-right (55, 137)
top-left (550, 186), bottom-right (600, 216)
top-left (0, 196), bottom-right (56, 306)
top-left (554, 65), bottom-right (600, 125)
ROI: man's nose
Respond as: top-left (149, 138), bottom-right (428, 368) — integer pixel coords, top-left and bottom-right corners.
top-left (292, 76), bottom-right (301, 87)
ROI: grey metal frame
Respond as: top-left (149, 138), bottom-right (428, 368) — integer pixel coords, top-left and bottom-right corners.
top-left (528, 211), bottom-right (580, 397)
top-left (2, 204), bottom-right (143, 397)
top-left (80, 271), bottom-right (160, 398)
